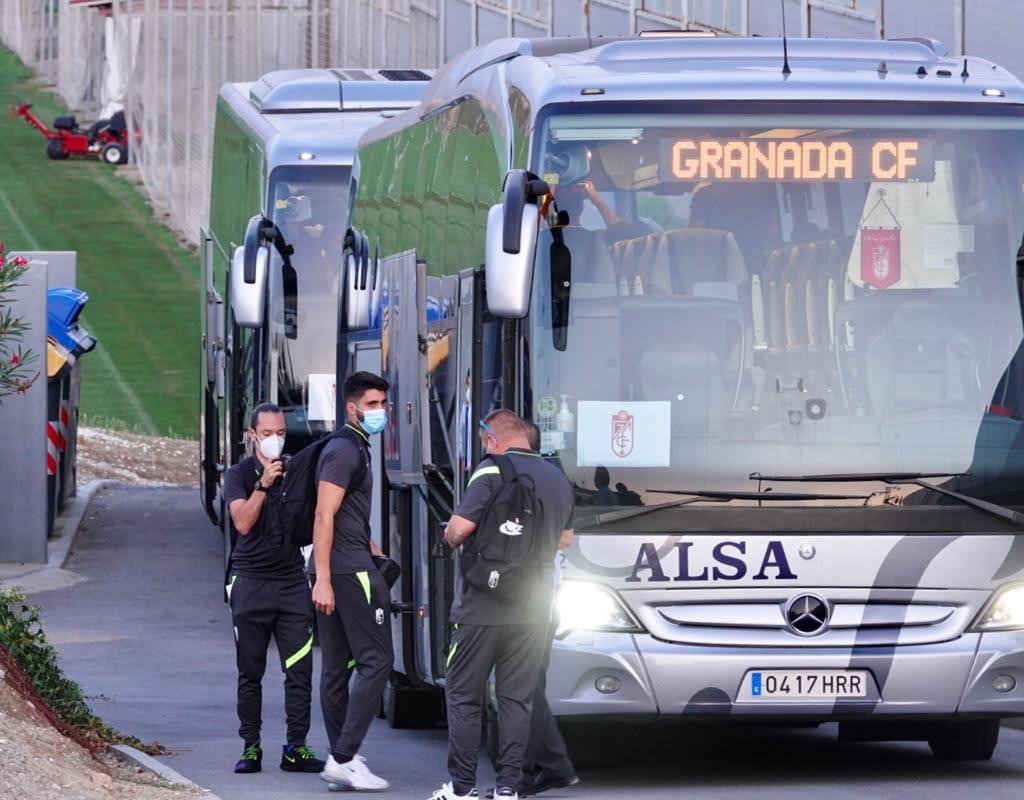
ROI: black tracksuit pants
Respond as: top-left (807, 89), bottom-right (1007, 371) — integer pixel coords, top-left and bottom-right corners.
top-left (317, 569), bottom-right (394, 763)
top-left (445, 622), bottom-right (547, 794)
top-left (523, 617), bottom-right (575, 781)
top-left (229, 575), bottom-right (315, 747)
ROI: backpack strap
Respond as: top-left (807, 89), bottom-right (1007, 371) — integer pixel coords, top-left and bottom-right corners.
top-left (489, 453), bottom-right (517, 484)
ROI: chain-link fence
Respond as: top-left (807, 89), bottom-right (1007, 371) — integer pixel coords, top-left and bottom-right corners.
top-left (0, 0), bottom-right (444, 244)
top-left (5, 1), bottom-right (1017, 246)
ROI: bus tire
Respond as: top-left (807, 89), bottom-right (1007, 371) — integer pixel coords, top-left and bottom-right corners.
top-left (928, 719), bottom-right (1000, 761)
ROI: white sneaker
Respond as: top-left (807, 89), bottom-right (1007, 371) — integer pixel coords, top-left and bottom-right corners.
top-left (320, 754), bottom-right (389, 791)
top-left (428, 782), bottom-right (478, 800)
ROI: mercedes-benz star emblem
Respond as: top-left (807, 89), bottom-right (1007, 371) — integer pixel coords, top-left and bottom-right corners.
top-left (785, 594), bottom-right (830, 636)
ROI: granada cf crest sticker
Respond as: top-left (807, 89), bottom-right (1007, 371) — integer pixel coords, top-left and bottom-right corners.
top-left (611, 410), bottom-right (634, 458)
top-left (860, 227), bottom-right (901, 289)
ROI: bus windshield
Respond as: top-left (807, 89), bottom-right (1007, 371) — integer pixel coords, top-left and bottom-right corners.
top-left (267, 164), bottom-right (349, 448)
top-left (528, 106), bottom-right (1024, 513)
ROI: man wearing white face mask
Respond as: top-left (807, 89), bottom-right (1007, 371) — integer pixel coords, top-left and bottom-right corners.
top-left (312, 371), bottom-right (394, 791)
top-left (223, 402), bottom-right (325, 777)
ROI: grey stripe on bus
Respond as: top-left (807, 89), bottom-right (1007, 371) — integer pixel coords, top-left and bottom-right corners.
top-left (840, 535), bottom-right (958, 715)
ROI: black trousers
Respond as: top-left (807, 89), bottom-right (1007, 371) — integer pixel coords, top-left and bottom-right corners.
top-left (523, 619), bottom-right (575, 780)
top-left (317, 569), bottom-right (394, 763)
top-left (445, 622), bottom-right (547, 794)
top-left (229, 575), bottom-right (314, 746)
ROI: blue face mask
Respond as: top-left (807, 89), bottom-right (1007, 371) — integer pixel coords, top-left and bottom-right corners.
top-left (359, 408), bottom-right (387, 435)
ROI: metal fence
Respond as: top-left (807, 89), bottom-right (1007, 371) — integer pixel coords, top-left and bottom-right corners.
top-left (1, 1), bottom-right (1015, 245)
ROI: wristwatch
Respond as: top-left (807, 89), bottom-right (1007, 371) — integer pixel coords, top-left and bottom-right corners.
top-left (255, 484), bottom-right (269, 493)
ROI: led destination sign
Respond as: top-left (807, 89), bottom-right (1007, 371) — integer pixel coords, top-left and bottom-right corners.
top-left (662, 138), bottom-right (934, 182)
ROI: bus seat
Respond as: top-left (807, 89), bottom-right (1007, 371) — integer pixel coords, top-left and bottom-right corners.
top-left (637, 343), bottom-right (724, 436)
top-left (559, 226), bottom-right (617, 284)
top-left (611, 232), bottom-right (659, 291)
top-left (646, 229), bottom-right (747, 296)
top-left (764, 245), bottom-right (797, 352)
top-left (864, 304), bottom-right (981, 416)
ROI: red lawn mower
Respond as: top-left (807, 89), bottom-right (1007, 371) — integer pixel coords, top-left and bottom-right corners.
top-left (12, 103), bottom-right (130, 165)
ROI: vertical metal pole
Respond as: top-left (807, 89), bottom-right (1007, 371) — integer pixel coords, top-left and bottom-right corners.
top-left (436, 0), bottom-right (444, 66)
top-left (367, 0), bottom-right (375, 65)
top-left (251, 0), bottom-right (260, 74)
top-left (287, 0), bottom-right (295, 67)
top-left (629, 0), bottom-right (637, 35)
top-left (202, 0), bottom-right (211, 230)
top-left (381, 0), bottom-right (387, 66)
top-left (220, 0), bottom-right (228, 85)
top-left (742, 0), bottom-right (750, 36)
top-left (184, 0), bottom-right (193, 235)
top-left (801, 0), bottom-right (810, 37)
top-left (165, 0), bottom-right (173, 213)
top-left (506, 0), bottom-right (512, 37)
top-left (125, 0), bottom-right (135, 167)
top-left (312, 0), bottom-right (319, 68)
top-left (471, 0), bottom-right (478, 48)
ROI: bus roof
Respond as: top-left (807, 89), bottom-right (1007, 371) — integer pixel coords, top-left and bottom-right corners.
top-left (218, 68), bottom-right (431, 173)
top-left (392, 36), bottom-right (1024, 142)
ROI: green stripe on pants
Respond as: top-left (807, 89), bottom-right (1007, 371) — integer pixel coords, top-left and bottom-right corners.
top-left (356, 570), bottom-right (371, 604)
top-left (284, 634), bottom-right (313, 669)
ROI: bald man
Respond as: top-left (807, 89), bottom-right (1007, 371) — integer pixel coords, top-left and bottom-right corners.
top-left (428, 410), bottom-right (574, 800)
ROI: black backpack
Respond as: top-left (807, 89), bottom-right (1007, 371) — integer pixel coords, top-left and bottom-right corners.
top-left (279, 427), bottom-right (368, 547)
top-left (459, 454), bottom-right (547, 601)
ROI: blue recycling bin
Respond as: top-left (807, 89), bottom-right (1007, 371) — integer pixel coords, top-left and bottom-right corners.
top-left (46, 288), bottom-right (96, 530)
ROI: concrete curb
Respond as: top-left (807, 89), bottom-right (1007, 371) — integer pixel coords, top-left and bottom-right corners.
top-left (111, 745), bottom-right (222, 797)
top-left (48, 480), bottom-right (121, 569)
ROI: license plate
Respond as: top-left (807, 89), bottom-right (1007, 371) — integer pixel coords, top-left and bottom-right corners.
top-left (746, 670), bottom-right (868, 699)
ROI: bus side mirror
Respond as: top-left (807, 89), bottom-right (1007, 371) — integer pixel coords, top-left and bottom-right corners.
top-left (484, 170), bottom-right (548, 318)
top-left (230, 215), bottom-right (269, 328)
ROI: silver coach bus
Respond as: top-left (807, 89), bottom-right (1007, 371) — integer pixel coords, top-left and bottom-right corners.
top-left (199, 68), bottom-right (429, 552)
top-left (343, 34), bottom-right (1024, 759)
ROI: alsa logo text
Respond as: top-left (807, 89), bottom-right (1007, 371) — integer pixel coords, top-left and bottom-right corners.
top-left (625, 540), bottom-right (798, 583)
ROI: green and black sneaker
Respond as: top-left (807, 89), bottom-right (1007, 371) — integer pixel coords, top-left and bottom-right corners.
top-left (280, 743), bottom-right (326, 773)
top-left (234, 743), bottom-right (262, 774)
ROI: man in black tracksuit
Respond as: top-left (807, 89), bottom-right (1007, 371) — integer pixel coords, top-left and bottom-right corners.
top-left (312, 371), bottom-right (393, 792)
top-left (224, 402), bottom-right (325, 775)
top-left (429, 409), bottom-right (575, 800)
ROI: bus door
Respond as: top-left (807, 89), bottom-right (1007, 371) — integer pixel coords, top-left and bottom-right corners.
top-left (199, 227), bottom-right (224, 525)
top-left (380, 250), bottom-right (434, 681)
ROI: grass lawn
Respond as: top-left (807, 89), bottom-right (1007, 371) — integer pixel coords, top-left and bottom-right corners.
top-left (0, 47), bottom-right (198, 438)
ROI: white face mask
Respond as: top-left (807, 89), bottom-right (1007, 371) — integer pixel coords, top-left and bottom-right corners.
top-left (257, 433), bottom-right (285, 460)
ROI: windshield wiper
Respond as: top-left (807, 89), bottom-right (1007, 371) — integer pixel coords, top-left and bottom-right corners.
top-left (576, 496), bottom-right (715, 531)
top-left (749, 471), bottom-right (1024, 528)
top-left (576, 487), bottom-right (867, 531)
top-left (651, 488), bottom-right (865, 502)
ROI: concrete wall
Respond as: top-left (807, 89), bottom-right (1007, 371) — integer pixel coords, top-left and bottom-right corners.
top-left (0, 260), bottom-right (48, 564)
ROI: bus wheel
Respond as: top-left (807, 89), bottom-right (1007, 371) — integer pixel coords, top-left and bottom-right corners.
top-left (383, 677), bottom-right (441, 729)
top-left (928, 719), bottom-right (1000, 760)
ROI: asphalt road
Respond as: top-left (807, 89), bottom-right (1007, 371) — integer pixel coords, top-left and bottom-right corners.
top-left (19, 486), bottom-right (1024, 800)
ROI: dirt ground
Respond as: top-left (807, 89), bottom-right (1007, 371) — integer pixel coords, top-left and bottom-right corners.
top-left (0, 667), bottom-right (202, 800)
top-left (76, 428), bottom-right (199, 487)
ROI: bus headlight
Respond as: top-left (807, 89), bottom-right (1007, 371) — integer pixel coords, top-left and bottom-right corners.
top-left (555, 581), bottom-right (643, 637)
top-left (973, 584), bottom-right (1024, 631)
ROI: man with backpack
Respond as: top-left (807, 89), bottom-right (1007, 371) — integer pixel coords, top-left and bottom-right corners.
top-left (223, 402), bottom-right (326, 776)
top-left (429, 410), bottom-right (575, 800)
top-left (311, 371), bottom-right (393, 791)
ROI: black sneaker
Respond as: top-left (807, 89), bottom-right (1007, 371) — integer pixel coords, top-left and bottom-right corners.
top-left (234, 743), bottom-right (262, 774)
top-left (280, 743), bottom-right (326, 773)
top-left (522, 771), bottom-right (580, 796)
top-left (495, 788), bottom-right (518, 800)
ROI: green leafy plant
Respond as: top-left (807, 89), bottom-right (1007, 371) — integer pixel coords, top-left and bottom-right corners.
top-left (0, 588), bottom-right (165, 754)
top-left (0, 244), bottom-right (39, 401)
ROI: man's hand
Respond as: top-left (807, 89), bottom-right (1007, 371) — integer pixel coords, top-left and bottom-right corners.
top-left (259, 459), bottom-right (284, 489)
top-left (312, 578), bottom-right (335, 615)
top-left (369, 539), bottom-right (384, 558)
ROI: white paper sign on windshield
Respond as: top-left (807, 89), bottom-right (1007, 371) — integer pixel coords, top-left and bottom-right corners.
top-left (576, 401), bottom-right (671, 468)
top-left (307, 373), bottom-right (336, 422)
